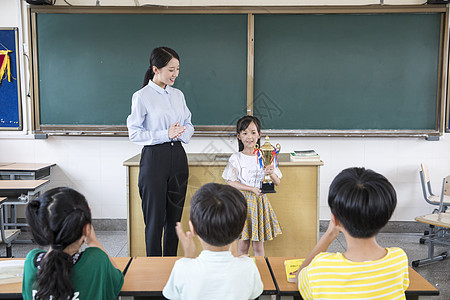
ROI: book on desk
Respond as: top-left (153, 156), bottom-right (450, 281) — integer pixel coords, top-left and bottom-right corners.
top-left (290, 150), bottom-right (320, 162)
top-left (284, 258), bottom-right (305, 283)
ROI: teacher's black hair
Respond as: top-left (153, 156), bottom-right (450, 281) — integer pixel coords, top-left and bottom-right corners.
top-left (142, 47), bottom-right (180, 88)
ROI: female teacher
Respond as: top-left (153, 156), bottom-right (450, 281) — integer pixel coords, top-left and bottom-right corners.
top-left (127, 47), bottom-right (194, 256)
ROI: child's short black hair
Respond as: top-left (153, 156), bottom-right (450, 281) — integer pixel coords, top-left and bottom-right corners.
top-left (328, 167), bottom-right (397, 238)
top-left (190, 183), bottom-right (247, 247)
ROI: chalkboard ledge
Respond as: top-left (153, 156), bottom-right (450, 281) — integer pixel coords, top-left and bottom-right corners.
top-left (35, 125), bottom-right (441, 139)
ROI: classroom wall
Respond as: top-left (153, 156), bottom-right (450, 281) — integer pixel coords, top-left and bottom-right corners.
top-left (0, 0), bottom-right (448, 222)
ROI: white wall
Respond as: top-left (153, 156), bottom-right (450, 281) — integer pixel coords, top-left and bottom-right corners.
top-left (0, 0), bottom-right (448, 221)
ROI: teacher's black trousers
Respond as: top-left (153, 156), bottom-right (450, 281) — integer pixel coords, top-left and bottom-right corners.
top-left (138, 141), bottom-right (189, 256)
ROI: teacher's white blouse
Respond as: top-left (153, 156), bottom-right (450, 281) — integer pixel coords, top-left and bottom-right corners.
top-left (127, 80), bottom-right (194, 146)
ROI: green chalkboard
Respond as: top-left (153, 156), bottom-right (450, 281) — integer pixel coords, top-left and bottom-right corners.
top-left (254, 13), bottom-right (442, 130)
top-left (32, 7), bottom-right (447, 136)
top-left (36, 13), bottom-right (247, 127)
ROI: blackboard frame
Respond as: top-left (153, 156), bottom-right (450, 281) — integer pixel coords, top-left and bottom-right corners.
top-left (0, 27), bottom-right (22, 131)
top-left (447, 75), bottom-right (450, 132)
top-left (29, 5), bottom-right (448, 138)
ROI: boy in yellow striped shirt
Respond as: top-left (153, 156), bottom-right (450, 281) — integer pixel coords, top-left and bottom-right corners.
top-left (295, 167), bottom-right (409, 300)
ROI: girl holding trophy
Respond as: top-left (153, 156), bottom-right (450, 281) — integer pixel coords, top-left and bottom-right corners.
top-left (222, 115), bottom-right (282, 256)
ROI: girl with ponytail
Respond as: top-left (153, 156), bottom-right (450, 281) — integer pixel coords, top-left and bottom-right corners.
top-left (22, 187), bottom-right (124, 300)
top-left (127, 47), bottom-right (194, 256)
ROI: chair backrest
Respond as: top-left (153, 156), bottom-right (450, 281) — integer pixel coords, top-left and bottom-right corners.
top-left (421, 163), bottom-right (430, 183)
top-left (444, 176), bottom-right (450, 196)
top-left (421, 163), bottom-right (436, 196)
top-left (420, 163), bottom-right (434, 203)
top-left (438, 175), bottom-right (450, 213)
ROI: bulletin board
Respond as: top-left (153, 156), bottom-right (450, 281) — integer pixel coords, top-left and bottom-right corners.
top-left (0, 28), bottom-right (21, 130)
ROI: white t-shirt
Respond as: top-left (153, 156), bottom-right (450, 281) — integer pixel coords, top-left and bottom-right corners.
top-left (163, 250), bottom-right (263, 300)
top-left (222, 152), bottom-right (282, 188)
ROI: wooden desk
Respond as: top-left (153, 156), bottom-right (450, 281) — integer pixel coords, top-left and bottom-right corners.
top-left (113, 257), bottom-right (133, 274)
top-left (0, 256), bottom-right (132, 299)
top-left (0, 163), bottom-right (55, 180)
top-left (124, 153), bottom-right (323, 257)
top-left (0, 197), bottom-right (21, 258)
top-left (415, 212), bottom-right (450, 228)
top-left (120, 256), bottom-right (178, 296)
top-left (255, 256), bottom-right (276, 295)
top-left (413, 212), bottom-right (450, 267)
top-left (0, 180), bottom-right (49, 197)
top-left (0, 258), bottom-right (23, 299)
top-left (0, 180), bottom-right (49, 228)
top-left (121, 256), bottom-right (276, 297)
top-left (266, 257), bottom-right (439, 300)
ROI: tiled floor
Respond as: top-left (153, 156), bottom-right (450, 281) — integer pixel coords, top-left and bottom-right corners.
top-left (2, 230), bottom-right (449, 299)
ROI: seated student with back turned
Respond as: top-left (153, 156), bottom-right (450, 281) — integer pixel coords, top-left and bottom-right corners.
top-left (22, 187), bottom-right (124, 300)
top-left (295, 167), bottom-right (409, 300)
top-left (163, 183), bottom-right (263, 300)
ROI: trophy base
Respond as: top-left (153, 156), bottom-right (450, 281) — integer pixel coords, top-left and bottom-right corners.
top-left (261, 182), bottom-right (276, 194)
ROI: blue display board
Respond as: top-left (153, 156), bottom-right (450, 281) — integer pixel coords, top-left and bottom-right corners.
top-left (0, 28), bottom-right (21, 130)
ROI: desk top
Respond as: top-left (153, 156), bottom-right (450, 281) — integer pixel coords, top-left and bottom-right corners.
top-left (121, 256), bottom-right (178, 295)
top-left (121, 256), bottom-right (276, 296)
top-left (0, 180), bottom-right (49, 195)
top-left (266, 257), bottom-right (439, 297)
top-left (112, 257), bottom-right (132, 273)
top-left (415, 212), bottom-right (450, 229)
top-left (255, 256), bottom-right (276, 294)
top-left (123, 153), bottom-right (324, 167)
top-left (0, 163), bottom-right (55, 172)
top-left (0, 256), bottom-right (131, 298)
top-left (0, 197), bottom-right (6, 204)
top-left (0, 258), bottom-right (23, 297)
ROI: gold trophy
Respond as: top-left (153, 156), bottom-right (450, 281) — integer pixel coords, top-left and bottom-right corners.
top-left (255, 136), bottom-right (281, 193)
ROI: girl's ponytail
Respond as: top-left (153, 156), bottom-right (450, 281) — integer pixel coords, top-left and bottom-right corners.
top-left (36, 250), bottom-right (73, 300)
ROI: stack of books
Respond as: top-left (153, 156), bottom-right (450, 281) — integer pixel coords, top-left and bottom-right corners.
top-left (290, 150), bottom-right (320, 162)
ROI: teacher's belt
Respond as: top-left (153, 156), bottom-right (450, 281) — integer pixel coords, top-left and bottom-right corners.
top-left (144, 141), bottom-right (182, 148)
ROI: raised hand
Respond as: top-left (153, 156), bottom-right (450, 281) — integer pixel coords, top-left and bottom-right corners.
top-left (175, 222), bottom-right (197, 258)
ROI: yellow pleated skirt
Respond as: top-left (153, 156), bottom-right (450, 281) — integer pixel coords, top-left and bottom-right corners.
top-left (240, 190), bottom-right (282, 242)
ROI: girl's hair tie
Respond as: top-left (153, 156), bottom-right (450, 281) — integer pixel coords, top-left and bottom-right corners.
top-left (51, 243), bottom-right (65, 250)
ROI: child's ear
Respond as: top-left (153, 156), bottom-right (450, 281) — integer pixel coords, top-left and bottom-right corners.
top-left (330, 213), bottom-right (342, 228)
top-left (188, 220), bottom-right (197, 236)
top-left (82, 223), bottom-right (91, 237)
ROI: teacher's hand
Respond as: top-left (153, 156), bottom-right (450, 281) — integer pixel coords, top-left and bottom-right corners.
top-left (168, 122), bottom-right (186, 139)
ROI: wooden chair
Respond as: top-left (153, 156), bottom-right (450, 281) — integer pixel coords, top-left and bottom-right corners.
top-left (418, 163), bottom-right (450, 244)
top-left (0, 197), bottom-right (20, 258)
top-left (412, 175), bottom-right (450, 267)
top-left (419, 163), bottom-right (450, 210)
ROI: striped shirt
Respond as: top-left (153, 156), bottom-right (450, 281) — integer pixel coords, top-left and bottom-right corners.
top-left (298, 247), bottom-right (409, 300)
